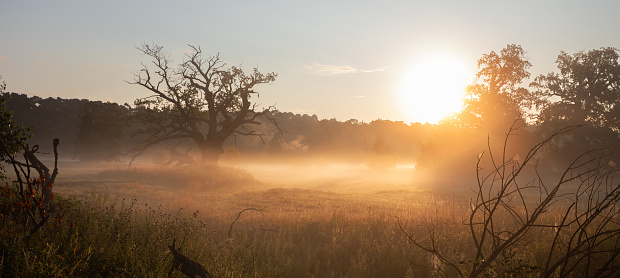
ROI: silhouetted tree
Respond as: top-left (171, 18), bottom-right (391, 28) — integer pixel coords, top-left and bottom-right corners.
top-left (130, 44), bottom-right (278, 164)
top-left (531, 47), bottom-right (620, 131)
top-left (460, 44), bottom-right (533, 130)
top-left (530, 47), bottom-right (620, 166)
top-left (0, 77), bottom-right (32, 177)
top-left (4, 93), bottom-right (93, 157)
top-left (75, 101), bottom-right (128, 161)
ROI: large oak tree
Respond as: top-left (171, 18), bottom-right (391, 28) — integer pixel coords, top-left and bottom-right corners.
top-left (531, 47), bottom-right (620, 131)
top-left (130, 44), bottom-right (277, 164)
top-left (530, 47), bottom-right (620, 165)
top-left (459, 44), bottom-right (533, 130)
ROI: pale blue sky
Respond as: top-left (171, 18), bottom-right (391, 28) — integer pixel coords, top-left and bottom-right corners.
top-left (1, 0), bottom-right (619, 123)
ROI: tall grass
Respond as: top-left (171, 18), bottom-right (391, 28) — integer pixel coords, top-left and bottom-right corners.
top-left (2, 167), bottom-right (460, 277)
top-left (3, 161), bottom-right (616, 277)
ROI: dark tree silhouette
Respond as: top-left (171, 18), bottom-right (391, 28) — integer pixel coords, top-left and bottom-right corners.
top-left (3, 93), bottom-right (89, 157)
top-left (75, 101), bottom-right (128, 161)
top-left (0, 77), bottom-right (32, 177)
top-left (531, 47), bottom-right (620, 131)
top-left (130, 44), bottom-right (278, 164)
top-left (459, 44), bottom-right (533, 130)
top-left (529, 47), bottom-right (620, 167)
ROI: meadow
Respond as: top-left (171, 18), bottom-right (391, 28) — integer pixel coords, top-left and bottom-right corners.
top-left (1, 157), bottom-right (618, 277)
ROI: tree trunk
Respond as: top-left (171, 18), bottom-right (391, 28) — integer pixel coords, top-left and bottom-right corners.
top-left (198, 141), bottom-right (224, 165)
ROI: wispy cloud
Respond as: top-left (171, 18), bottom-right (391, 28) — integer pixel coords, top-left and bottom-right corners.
top-left (306, 63), bottom-right (357, 75)
top-left (305, 63), bottom-right (387, 76)
top-left (0, 54), bottom-right (5, 63)
top-left (358, 67), bottom-right (388, 73)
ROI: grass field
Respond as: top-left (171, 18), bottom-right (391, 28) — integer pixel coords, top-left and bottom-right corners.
top-left (2, 161), bottom-right (618, 277)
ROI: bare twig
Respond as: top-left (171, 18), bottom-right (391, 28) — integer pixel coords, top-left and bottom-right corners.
top-left (401, 123), bottom-right (620, 277)
top-left (228, 207), bottom-right (264, 239)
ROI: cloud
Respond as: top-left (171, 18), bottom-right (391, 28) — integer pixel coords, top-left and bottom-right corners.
top-left (359, 67), bottom-right (388, 73)
top-left (306, 63), bottom-right (357, 75)
top-left (305, 63), bottom-right (387, 76)
top-left (0, 54), bottom-right (4, 63)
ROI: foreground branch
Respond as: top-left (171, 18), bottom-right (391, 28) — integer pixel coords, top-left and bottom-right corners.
top-left (401, 123), bottom-right (620, 277)
top-left (228, 207), bottom-right (264, 239)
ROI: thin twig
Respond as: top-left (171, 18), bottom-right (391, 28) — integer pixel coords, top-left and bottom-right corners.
top-left (228, 207), bottom-right (264, 239)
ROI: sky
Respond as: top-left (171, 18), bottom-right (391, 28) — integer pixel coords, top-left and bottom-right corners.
top-left (1, 0), bottom-right (620, 124)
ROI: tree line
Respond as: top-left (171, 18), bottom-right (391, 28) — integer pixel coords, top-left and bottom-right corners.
top-left (1, 91), bottom-right (429, 165)
top-left (2, 44), bottom-right (619, 176)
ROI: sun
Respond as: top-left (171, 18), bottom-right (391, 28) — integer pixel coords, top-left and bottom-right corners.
top-left (399, 54), bottom-right (472, 124)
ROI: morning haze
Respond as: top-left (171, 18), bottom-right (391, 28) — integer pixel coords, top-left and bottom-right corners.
top-left (1, 1), bottom-right (619, 277)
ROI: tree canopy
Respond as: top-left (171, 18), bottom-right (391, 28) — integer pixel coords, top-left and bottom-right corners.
top-left (75, 101), bottom-right (129, 161)
top-left (130, 44), bottom-right (278, 164)
top-left (459, 44), bottom-right (533, 130)
top-left (0, 77), bottom-right (32, 177)
top-left (531, 47), bottom-right (620, 131)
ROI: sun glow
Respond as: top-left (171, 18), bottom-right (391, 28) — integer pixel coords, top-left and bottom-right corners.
top-left (399, 54), bottom-right (472, 124)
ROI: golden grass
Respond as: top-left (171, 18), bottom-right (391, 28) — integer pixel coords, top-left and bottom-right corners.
top-left (5, 162), bottom-right (605, 277)
top-left (47, 163), bottom-right (469, 276)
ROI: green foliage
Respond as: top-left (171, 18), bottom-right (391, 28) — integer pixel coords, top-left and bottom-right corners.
top-left (0, 181), bottom-right (81, 277)
top-left (0, 194), bottom-right (166, 277)
top-left (2, 93), bottom-right (87, 157)
top-left (530, 47), bottom-right (620, 164)
top-left (532, 47), bottom-right (620, 131)
top-left (0, 77), bottom-right (32, 177)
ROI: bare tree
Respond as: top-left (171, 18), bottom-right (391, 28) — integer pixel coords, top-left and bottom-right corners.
top-left (0, 138), bottom-right (60, 237)
top-left (129, 44), bottom-right (278, 164)
top-left (400, 122), bottom-right (620, 277)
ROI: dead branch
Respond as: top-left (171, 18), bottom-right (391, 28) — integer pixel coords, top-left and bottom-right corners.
top-left (228, 207), bottom-right (264, 239)
top-left (0, 138), bottom-right (61, 237)
top-left (400, 123), bottom-right (620, 277)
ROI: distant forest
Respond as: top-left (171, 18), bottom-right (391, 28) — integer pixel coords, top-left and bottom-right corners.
top-left (3, 89), bottom-right (619, 181)
top-left (4, 45), bottom-right (619, 183)
top-left (1, 92), bottom-right (427, 164)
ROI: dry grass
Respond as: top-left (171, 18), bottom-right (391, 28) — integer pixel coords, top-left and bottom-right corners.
top-left (46, 163), bottom-right (466, 277)
top-left (5, 162), bottom-right (610, 277)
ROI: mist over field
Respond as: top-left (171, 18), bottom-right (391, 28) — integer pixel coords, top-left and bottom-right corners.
top-left (3, 0), bottom-right (620, 275)
top-left (2, 44), bottom-right (620, 277)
